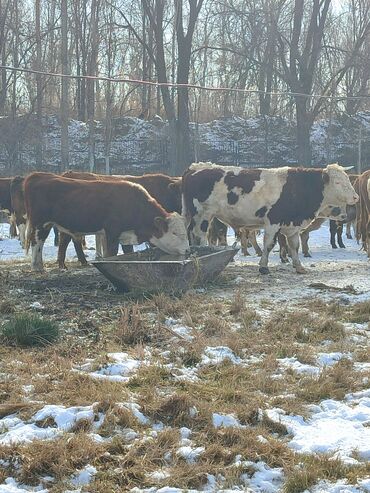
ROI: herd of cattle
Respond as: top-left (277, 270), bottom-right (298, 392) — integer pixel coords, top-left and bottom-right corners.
top-left (0, 162), bottom-right (369, 275)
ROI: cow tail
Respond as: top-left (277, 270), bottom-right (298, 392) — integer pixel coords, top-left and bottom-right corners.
top-left (24, 219), bottom-right (33, 254)
top-left (357, 181), bottom-right (368, 249)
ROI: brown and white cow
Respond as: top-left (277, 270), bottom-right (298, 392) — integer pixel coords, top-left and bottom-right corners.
top-left (182, 163), bottom-right (359, 274)
top-left (11, 175), bottom-right (87, 266)
top-left (56, 171), bottom-right (183, 268)
top-left (356, 169), bottom-right (370, 257)
top-left (24, 172), bottom-right (189, 271)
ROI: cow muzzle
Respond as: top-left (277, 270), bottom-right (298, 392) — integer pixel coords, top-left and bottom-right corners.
top-left (350, 193), bottom-right (359, 205)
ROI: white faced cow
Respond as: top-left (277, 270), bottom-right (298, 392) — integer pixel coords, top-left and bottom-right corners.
top-left (24, 172), bottom-right (189, 272)
top-left (182, 163), bottom-right (359, 274)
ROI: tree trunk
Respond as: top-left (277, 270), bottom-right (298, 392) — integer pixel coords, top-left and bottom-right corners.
top-left (174, 45), bottom-right (192, 174)
top-left (60, 0), bottom-right (69, 171)
top-left (296, 98), bottom-right (312, 166)
top-left (87, 0), bottom-right (98, 172)
top-left (35, 0), bottom-right (43, 168)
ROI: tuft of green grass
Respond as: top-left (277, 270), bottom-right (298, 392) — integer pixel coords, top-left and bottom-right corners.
top-left (1, 313), bottom-right (59, 347)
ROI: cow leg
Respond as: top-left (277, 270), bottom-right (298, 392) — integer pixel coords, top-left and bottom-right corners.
top-left (189, 216), bottom-right (210, 246)
top-left (346, 222), bottom-right (353, 240)
top-left (31, 226), bottom-right (51, 272)
top-left (300, 229), bottom-right (311, 257)
top-left (278, 233), bottom-right (289, 263)
top-left (105, 234), bottom-right (119, 257)
top-left (53, 227), bottom-right (59, 247)
top-left (95, 232), bottom-right (108, 258)
top-left (337, 223), bottom-right (345, 248)
top-left (249, 230), bottom-right (263, 256)
top-left (286, 232), bottom-right (306, 274)
top-left (57, 233), bottom-right (71, 269)
top-left (259, 227), bottom-right (280, 274)
top-left (73, 237), bottom-right (88, 266)
top-left (18, 223), bottom-right (26, 249)
top-left (237, 228), bottom-right (250, 256)
top-left (9, 215), bottom-right (17, 238)
top-left (330, 220), bottom-right (338, 249)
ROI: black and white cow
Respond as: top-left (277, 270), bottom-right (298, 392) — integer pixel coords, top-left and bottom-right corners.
top-left (182, 163), bottom-right (359, 274)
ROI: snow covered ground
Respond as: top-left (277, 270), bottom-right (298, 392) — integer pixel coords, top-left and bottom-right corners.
top-left (0, 220), bottom-right (369, 493)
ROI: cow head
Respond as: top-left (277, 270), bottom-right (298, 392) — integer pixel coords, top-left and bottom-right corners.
top-left (151, 212), bottom-right (189, 255)
top-left (319, 164), bottom-right (359, 219)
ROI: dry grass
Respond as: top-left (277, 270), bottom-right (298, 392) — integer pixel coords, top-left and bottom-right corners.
top-left (0, 258), bottom-right (368, 492)
top-left (115, 304), bottom-right (153, 346)
top-left (0, 434), bottom-right (106, 486)
top-left (346, 300), bottom-right (370, 324)
top-left (298, 359), bottom-right (358, 403)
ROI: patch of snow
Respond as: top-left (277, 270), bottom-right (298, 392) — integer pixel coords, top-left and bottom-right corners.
top-left (118, 402), bottom-right (150, 425)
top-left (33, 404), bottom-right (96, 431)
top-left (277, 357), bottom-right (320, 376)
top-left (88, 352), bottom-right (143, 382)
top-left (212, 413), bottom-right (244, 429)
top-left (201, 346), bottom-right (241, 365)
top-left (164, 319), bottom-right (193, 341)
top-left (243, 461), bottom-right (284, 493)
top-left (70, 465), bottom-right (97, 487)
top-left (0, 416), bottom-right (58, 445)
top-left (172, 366), bottom-right (199, 383)
top-left (176, 445), bottom-right (205, 464)
top-left (267, 394), bottom-right (370, 462)
top-left (317, 352), bottom-right (352, 367)
top-left (0, 478), bottom-right (48, 493)
top-left (0, 404), bottom-right (103, 445)
top-left (146, 470), bottom-right (171, 481)
top-left (179, 427), bottom-right (191, 440)
top-left (310, 478), bottom-right (370, 492)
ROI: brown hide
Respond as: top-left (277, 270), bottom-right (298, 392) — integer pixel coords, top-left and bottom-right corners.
top-left (62, 171), bottom-right (182, 213)
top-left (24, 172), bottom-right (171, 253)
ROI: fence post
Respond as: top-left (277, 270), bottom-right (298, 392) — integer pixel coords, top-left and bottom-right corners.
top-left (357, 128), bottom-right (362, 175)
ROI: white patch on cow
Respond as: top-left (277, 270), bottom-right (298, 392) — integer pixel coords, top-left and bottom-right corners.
top-left (150, 212), bottom-right (189, 255)
top-left (119, 230), bottom-right (139, 245)
top-left (320, 164), bottom-right (359, 209)
top-left (31, 234), bottom-right (44, 272)
top-left (192, 166), bottom-right (289, 231)
top-left (18, 223), bottom-right (26, 249)
top-left (95, 232), bottom-right (108, 258)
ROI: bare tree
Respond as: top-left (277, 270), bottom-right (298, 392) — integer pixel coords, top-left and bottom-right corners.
top-left (35, 0), bottom-right (43, 167)
top-left (60, 0), bottom-right (69, 171)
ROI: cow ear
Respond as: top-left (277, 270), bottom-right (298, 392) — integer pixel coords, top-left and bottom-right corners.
top-left (154, 216), bottom-right (167, 232)
top-left (323, 171), bottom-right (330, 184)
top-left (168, 179), bottom-right (182, 191)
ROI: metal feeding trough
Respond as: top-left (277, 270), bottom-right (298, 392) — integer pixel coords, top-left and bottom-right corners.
top-left (91, 246), bottom-right (238, 293)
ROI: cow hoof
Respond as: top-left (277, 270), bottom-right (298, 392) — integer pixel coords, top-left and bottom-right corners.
top-left (259, 267), bottom-right (270, 275)
top-left (281, 258), bottom-right (289, 264)
top-left (296, 267), bottom-right (307, 274)
top-left (242, 251), bottom-right (251, 256)
top-left (347, 235), bottom-right (352, 240)
top-left (332, 245), bottom-right (338, 249)
top-left (339, 244), bottom-right (345, 249)
top-left (303, 252), bottom-right (312, 258)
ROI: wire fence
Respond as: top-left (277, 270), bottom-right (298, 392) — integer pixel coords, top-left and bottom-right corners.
top-left (1, 135), bottom-right (370, 176)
